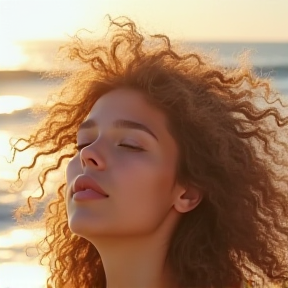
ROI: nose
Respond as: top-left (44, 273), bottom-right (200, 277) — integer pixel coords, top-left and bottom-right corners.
top-left (79, 141), bottom-right (106, 171)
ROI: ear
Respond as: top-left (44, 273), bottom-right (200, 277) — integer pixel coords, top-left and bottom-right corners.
top-left (173, 185), bottom-right (203, 213)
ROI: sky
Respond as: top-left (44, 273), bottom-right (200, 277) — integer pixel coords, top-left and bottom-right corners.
top-left (0, 0), bottom-right (287, 70)
top-left (1, 0), bottom-right (288, 42)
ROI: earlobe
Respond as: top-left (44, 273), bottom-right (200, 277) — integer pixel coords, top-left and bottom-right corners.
top-left (174, 186), bottom-right (203, 213)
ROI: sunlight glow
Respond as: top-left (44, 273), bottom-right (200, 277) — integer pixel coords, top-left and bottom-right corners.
top-left (0, 192), bottom-right (18, 204)
top-left (1, 0), bottom-right (287, 42)
top-left (0, 249), bottom-right (15, 260)
top-left (0, 0), bottom-right (287, 70)
top-left (0, 229), bottom-right (37, 248)
top-left (0, 95), bottom-right (33, 114)
top-left (0, 263), bottom-right (47, 288)
top-left (0, 41), bottom-right (28, 70)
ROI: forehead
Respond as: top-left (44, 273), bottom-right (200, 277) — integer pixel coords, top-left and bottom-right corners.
top-left (86, 88), bottom-right (167, 127)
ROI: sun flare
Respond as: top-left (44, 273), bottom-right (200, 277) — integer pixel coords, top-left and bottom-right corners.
top-left (0, 42), bottom-right (28, 70)
top-left (0, 95), bottom-right (33, 114)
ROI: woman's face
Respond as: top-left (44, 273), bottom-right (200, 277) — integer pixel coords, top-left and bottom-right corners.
top-left (65, 88), bottom-right (183, 238)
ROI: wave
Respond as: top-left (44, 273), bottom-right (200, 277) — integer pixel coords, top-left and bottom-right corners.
top-left (0, 108), bottom-right (46, 126)
top-left (252, 65), bottom-right (288, 78)
top-left (1, 64), bottom-right (288, 78)
top-left (0, 70), bottom-right (43, 80)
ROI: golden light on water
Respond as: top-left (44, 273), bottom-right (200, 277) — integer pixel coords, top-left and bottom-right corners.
top-left (0, 192), bottom-right (18, 204)
top-left (0, 263), bottom-right (47, 288)
top-left (0, 130), bottom-right (12, 162)
top-left (0, 130), bottom-right (34, 183)
top-left (0, 127), bottom-right (50, 288)
top-left (0, 127), bottom-right (65, 287)
top-left (0, 95), bottom-right (33, 114)
top-left (0, 229), bottom-right (37, 249)
top-left (0, 228), bottom-right (48, 288)
top-left (0, 41), bottom-right (28, 70)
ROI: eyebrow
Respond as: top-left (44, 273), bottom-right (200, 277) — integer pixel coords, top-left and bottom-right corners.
top-left (78, 119), bottom-right (158, 141)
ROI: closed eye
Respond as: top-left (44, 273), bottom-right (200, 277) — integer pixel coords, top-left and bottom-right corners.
top-left (75, 143), bottom-right (145, 152)
top-left (118, 143), bottom-right (144, 151)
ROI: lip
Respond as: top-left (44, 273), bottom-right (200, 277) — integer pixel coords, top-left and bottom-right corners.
top-left (72, 175), bottom-right (109, 198)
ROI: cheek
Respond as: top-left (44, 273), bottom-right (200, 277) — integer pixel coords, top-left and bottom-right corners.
top-left (112, 157), bottom-right (176, 233)
top-left (114, 152), bottom-right (176, 206)
top-left (131, 151), bottom-right (176, 190)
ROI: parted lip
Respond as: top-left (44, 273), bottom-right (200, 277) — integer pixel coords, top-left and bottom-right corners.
top-left (72, 175), bottom-right (109, 197)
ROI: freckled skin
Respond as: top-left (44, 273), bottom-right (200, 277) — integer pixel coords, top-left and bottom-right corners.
top-left (65, 88), bottom-right (184, 239)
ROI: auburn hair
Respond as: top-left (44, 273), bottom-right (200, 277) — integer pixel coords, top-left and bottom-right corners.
top-left (12, 16), bottom-right (288, 288)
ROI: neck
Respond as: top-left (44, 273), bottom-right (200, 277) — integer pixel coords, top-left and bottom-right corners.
top-left (96, 236), bottom-right (178, 288)
top-left (88, 210), bottom-right (181, 288)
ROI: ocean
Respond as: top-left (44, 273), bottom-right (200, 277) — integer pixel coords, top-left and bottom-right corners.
top-left (0, 42), bottom-right (287, 288)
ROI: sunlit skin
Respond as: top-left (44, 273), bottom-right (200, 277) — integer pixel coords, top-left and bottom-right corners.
top-left (65, 88), bottom-right (202, 288)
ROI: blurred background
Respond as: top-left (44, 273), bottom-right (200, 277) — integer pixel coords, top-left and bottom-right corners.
top-left (0, 0), bottom-right (287, 287)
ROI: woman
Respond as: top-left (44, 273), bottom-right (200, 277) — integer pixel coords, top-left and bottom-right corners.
top-left (12, 17), bottom-right (288, 288)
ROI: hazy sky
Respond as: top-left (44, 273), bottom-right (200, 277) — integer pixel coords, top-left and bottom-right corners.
top-left (1, 0), bottom-right (288, 42)
top-left (0, 0), bottom-right (287, 70)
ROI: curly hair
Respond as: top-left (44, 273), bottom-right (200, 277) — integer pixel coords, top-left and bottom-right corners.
top-left (11, 16), bottom-right (288, 288)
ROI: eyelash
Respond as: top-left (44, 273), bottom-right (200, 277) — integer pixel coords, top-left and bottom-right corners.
top-left (75, 143), bottom-right (144, 152)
